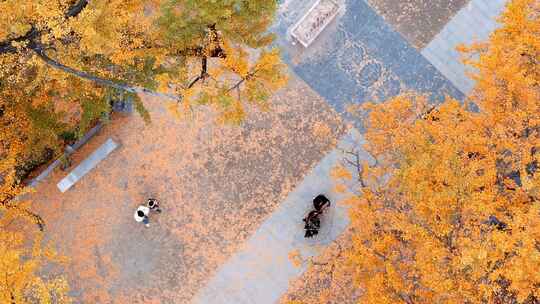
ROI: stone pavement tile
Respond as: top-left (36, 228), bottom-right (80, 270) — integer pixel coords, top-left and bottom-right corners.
top-left (192, 128), bottom-right (369, 304)
top-left (27, 74), bottom-right (346, 303)
top-left (365, 0), bottom-right (469, 49)
top-left (274, 0), bottom-right (464, 127)
top-left (421, 0), bottom-right (508, 94)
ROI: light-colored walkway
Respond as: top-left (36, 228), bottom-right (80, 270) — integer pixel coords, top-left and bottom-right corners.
top-left (192, 128), bottom-right (372, 304)
top-left (421, 0), bottom-right (508, 94)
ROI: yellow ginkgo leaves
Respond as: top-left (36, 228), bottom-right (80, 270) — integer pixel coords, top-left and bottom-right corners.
top-left (340, 1), bottom-right (540, 303)
top-left (0, 230), bottom-right (71, 304)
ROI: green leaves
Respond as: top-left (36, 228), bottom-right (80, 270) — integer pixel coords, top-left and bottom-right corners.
top-left (132, 93), bottom-right (151, 125)
top-left (78, 93), bottom-right (111, 137)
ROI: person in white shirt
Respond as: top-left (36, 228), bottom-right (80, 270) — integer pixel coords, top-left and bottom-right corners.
top-left (134, 205), bottom-right (150, 227)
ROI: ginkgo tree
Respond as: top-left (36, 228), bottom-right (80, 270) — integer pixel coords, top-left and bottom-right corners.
top-left (0, 0), bottom-right (286, 225)
top-left (330, 0), bottom-right (540, 303)
top-left (0, 0), bottom-right (287, 119)
top-left (0, 227), bottom-right (71, 304)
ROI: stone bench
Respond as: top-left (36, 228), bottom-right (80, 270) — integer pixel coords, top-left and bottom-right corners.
top-left (290, 0), bottom-right (340, 47)
top-left (57, 138), bottom-right (120, 193)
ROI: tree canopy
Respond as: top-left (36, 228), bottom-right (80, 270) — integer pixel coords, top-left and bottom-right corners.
top-left (339, 0), bottom-right (540, 302)
top-left (0, 228), bottom-right (70, 304)
top-left (0, 0), bottom-right (286, 226)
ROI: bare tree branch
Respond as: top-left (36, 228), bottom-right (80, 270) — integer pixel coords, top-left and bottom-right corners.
top-left (227, 69), bottom-right (259, 93)
top-left (187, 57), bottom-right (208, 89)
top-left (341, 148), bottom-right (367, 187)
top-left (65, 0), bottom-right (89, 18)
top-left (1, 192), bottom-right (44, 231)
top-left (32, 47), bottom-right (180, 101)
top-left (1, 0), bottom-right (89, 55)
top-left (177, 46), bottom-right (225, 58)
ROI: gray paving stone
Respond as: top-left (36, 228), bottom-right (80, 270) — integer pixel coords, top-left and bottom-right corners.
top-left (273, 0), bottom-right (464, 130)
top-left (57, 138), bottom-right (120, 193)
top-left (191, 1), bottom-right (510, 303)
top-left (421, 0), bottom-right (508, 94)
top-left (364, 0), bottom-right (469, 49)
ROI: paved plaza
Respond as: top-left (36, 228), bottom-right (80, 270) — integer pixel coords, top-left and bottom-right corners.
top-left (28, 77), bottom-right (345, 303)
top-left (26, 0), bottom-right (507, 303)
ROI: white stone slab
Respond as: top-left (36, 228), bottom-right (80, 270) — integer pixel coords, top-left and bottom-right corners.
top-left (290, 0), bottom-right (340, 47)
top-left (57, 138), bottom-right (119, 193)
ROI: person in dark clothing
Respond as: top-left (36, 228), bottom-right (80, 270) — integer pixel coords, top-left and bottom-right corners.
top-left (303, 194), bottom-right (332, 238)
top-left (147, 198), bottom-right (162, 213)
top-left (303, 210), bottom-right (322, 238)
top-left (313, 194), bottom-right (331, 212)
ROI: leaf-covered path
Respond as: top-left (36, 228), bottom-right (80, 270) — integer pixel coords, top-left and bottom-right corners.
top-left (27, 75), bottom-right (345, 303)
top-left (192, 128), bottom-right (369, 304)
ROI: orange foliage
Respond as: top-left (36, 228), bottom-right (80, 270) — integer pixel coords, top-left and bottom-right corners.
top-left (345, 0), bottom-right (540, 303)
top-left (0, 230), bottom-right (71, 303)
